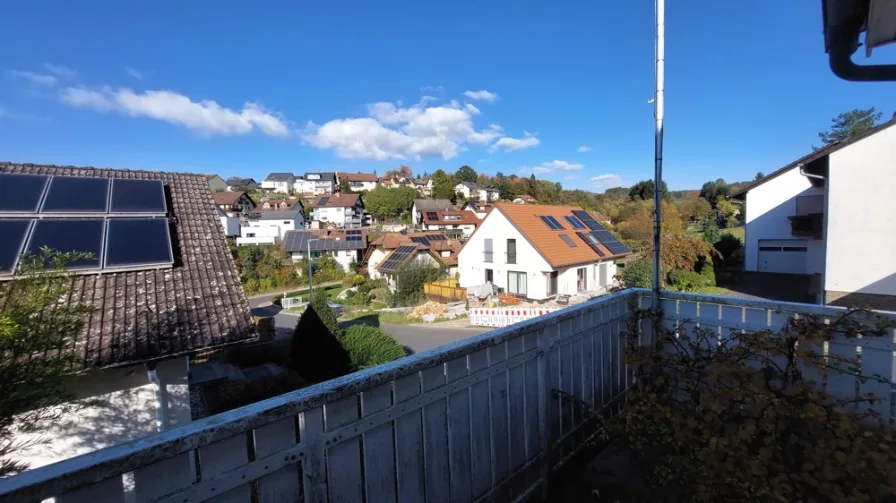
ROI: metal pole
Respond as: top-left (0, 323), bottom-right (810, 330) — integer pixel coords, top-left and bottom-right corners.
top-left (651, 0), bottom-right (665, 308)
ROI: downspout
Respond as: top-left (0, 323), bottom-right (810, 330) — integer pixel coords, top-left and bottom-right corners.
top-left (146, 363), bottom-right (168, 432)
top-left (797, 163), bottom-right (828, 305)
top-left (651, 0), bottom-right (665, 313)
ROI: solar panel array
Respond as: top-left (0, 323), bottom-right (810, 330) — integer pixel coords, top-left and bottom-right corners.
top-left (538, 215), bottom-right (565, 230)
top-left (426, 211), bottom-right (439, 221)
top-left (576, 231), bottom-right (605, 257)
top-left (0, 173), bottom-right (173, 275)
top-left (317, 196), bottom-right (330, 206)
top-left (282, 231), bottom-right (365, 251)
top-left (410, 236), bottom-right (431, 246)
top-left (378, 245), bottom-right (418, 273)
top-left (563, 215), bottom-right (587, 229)
top-left (345, 229), bottom-right (363, 242)
top-left (571, 210), bottom-right (630, 255)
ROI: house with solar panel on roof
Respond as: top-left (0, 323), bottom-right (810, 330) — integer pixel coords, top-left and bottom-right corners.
top-left (260, 172), bottom-right (295, 194)
top-left (0, 162), bottom-right (255, 470)
top-left (457, 202), bottom-right (631, 300)
top-left (282, 229), bottom-right (368, 272)
top-left (363, 232), bottom-right (463, 282)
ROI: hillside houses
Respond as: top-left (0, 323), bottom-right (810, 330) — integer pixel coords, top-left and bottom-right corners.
top-left (364, 232), bottom-right (463, 286)
top-left (310, 193), bottom-right (369, 228)
top-left (338, 172), bottom-right (379, 192)
top-left (282, 229), bottom-right (368, 272)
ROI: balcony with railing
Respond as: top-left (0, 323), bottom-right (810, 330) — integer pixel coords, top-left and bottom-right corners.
top-left (790, 194), bottom-right (825, 238)
top-left (2, 289), bottom-right (895, 502)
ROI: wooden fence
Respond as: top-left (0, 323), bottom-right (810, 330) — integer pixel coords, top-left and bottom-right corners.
top-left (423, 278), bottom-right (467, 303)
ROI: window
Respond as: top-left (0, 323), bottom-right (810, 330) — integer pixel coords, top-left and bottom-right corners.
top-left (547, 271), bottom-right (558, 295)
top-left (564, 216), bottom-right (586, 229)
top-left (560, 234), bottom-right (577, 247)
top-left (246, 233), bottom-right (256, 238)
top-left (484, 238), bottom-right (493, 262)
top-left (506, 239), bottom-right (517, 264)
top-left (577, 268), bottom-right (587, 291)
top-left (441, 250), bottom-right (450, 257)
top-left (508, 271), bottom-right (527, 296)
top-left (538, 215), bottom-right (565, 230)
top-left (283, 221), bottom-right (291, 224)
top-left (485, 268), bottom-right (493, 283)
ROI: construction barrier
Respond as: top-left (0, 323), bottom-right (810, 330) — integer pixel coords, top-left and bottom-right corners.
top-left (469, 306), bottom-right (564, 327)
top-left (423, 279), bottom-right (467, 303)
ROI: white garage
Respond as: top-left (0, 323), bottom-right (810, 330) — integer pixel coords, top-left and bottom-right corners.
top-left (757, 239), bottom-right (808, 274)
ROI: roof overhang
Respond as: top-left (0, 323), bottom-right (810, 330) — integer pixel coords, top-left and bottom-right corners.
top-left (823, 0), bottom-right (896, 81)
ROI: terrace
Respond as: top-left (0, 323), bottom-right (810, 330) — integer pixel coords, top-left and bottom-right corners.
top-left (2, 288), bottom-right (894, 502)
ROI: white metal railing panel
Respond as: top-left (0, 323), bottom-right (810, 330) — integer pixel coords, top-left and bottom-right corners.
top-left (2, 290), bottom-right (637, 503)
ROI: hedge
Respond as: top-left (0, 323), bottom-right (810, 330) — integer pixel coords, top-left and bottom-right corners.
top-left (341, 325), bottom-right (407, 370)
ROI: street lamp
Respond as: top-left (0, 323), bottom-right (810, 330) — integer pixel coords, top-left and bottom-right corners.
top-left (307, 238), bottom-right (319, 299)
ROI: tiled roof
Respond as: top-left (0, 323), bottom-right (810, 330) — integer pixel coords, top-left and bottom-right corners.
top-left (0, 162), bottom-right (255, 370)
top-left (491, 202), bottom-right (628, 268)
top-left (226, 177), bottom-right (255, 186)
top-left (212, 191), bottom-right (248, 206)
top-left (312, 193), bottom-right (360, 208)
top-left (282, 229), bottom-right (368, 251)
top-left (337, 172), bottom-right (378, 182)
top-left (364, 232), bottom-right (462, 268)
top-left (257, 209), bottom-right (302, 220)
top-left (265, 172), bottom-right (294, 182)
top-left (422, 209), bottom-right (481, 226)
top-left (257, 199), bottom-right (302, 211)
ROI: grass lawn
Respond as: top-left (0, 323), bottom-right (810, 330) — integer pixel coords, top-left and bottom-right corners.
top-left (284, 285), bottom-right (343, 300)
top-left (722, 226), bottom-right (745, 241)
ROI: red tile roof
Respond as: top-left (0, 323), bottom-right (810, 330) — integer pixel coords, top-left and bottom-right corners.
top-left (311, 193), bottom-right (360, 208)
top-left (337, 172), bottom-right (378, 182)
top-left (422, 209), bottom-right (481, 226)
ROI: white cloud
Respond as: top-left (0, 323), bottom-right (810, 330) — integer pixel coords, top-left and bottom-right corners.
top-left (125, 67), bottom-right (144, 80)
top-left (491, 132), bottom-right (540, 152)
top-left (463, 89), bottom-right (499, 102)
top-left (420, 85), bottom-right (444, 93)
top-left (543, 160), bottom-right (583, 171)
top-left (591, 174), bottom-right (626, 191)
top-left (577, 145), bottom-right (592, 152)
top-left (7, 70), bottom-right (57, 86)
top-left (43, 63), bottom-right (76, 78)
top-left (305, 97), bottom-right (507, 160)
top-left (61, 86), bottom-right (289, 137)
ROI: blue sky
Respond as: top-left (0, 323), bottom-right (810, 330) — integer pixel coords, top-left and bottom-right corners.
top-left (1, 1), bottom-right (893, 191)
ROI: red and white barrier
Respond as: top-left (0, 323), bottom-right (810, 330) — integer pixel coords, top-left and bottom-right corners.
top-left (469, 306), bottom-right (564, 327)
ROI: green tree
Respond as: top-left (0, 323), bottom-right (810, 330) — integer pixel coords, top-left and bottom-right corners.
top-left (620, 259), bottom-right (653, 289)
top-left (699, 178), bottom-right (729, 208)
top-left (431, 169), bottom-right (456, 200)
top-left (754, 172), bottom-right (765, 181)
top-left (0, 251), bottom-right (94, 475)
top-left (818, 107), bottom-right (883, 145)
top-left (526, 174), bottom-right (538, 198)
top-left (361, 186), bottom-right (416, 220)
top-left (454, 165), bottom-right (477, 184)
top-left (702, 220), bottom-right (721, 244)
top-left (495, 172), bottom-right (512, 200)
top-left (391, 261), bottom-right (445, 307)
top-left (339, 178), bottom-right (352, 193)
top-left (715, 198), bottom-right (738, 226)
top-left (628, 179), bottom-right (668, 201)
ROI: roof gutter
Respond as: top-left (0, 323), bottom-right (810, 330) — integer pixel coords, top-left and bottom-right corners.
top-left (798, 163), bottom-right (827, 181)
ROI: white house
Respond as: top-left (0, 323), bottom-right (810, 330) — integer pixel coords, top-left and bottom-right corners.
top-left (261, 172), bottom-right (295, 193)
top-left (310, 193), bottom-right (368, 228)
top-left (412, 178), bottom-right (433, 197)
top-left (205, 174), bottom-right (228, 192)
top-left (237, 208), bottom-right (305, 246)
top-left (296, 172), bottom-right (337, 195)
top-left (454, 181), bottom-right (498, 202)
top-left (412, 198), bottom-right (454, 224)
top-left (463, 201), bottom-right (494, 219)
top-left (513, 195), bottom-right (538, 204)
top-left (212, 191), bottom-right (256, 216)
top-left (364, 232), bottom-right (463, 283)
top-left (283, 229), bottom-right (367, 272)
top-left (457, 203), bottom-right (630, 300)
top-left (217, 207), bottom-right (240, 237)
top-left (337, 172), bottom-right (379, 192)
top-left (421, 208), bottom-right (481, 237)
top-left (0, 163), bottom-right (255, 470)
top-left (731, 117), bottom-right (896, 310)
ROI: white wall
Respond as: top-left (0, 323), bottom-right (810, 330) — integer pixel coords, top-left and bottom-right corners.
top-left (313, 207), bottom-right (353, 227)
top-left (458, 209), bottom-right (553, 299)
top-left (825, 126), bottom-right (896, 296)
top-left (743, 167), bottom-right (817, 272)
top-left (237, 218), bottom-right (300, 246)
top-left (367, 248), bottom-right (388, 279)
top-left (292, 249), bottom-right (360, 272)
top-left (261, 180), bottom-right (292, 193)
top-left (348, 181), bottom-right (378, 192)
top-left (14, 357), bottom-right (190, 471)
top-left (423, 223), bottom-right (476, 237)
top-left (220, 214), bottom-right (240, 237)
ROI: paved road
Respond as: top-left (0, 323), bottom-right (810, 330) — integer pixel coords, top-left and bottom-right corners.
top-left (254, 304), bottom-right (490, 355)
top-left (247, 282), bottom-right (342, 308)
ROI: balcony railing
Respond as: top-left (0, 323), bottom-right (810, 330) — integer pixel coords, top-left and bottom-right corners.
top-left (483, 251), bottom-right (493, 263)
top-left (506, 252), bottom-right (517, 264)
top-left (2, 290), bottom-right (895, 502)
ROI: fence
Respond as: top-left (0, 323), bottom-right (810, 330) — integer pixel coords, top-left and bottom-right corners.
top-left (0, 290), bottom-right (637, 503)
top-left (470, 306), bottom-right (565, 327)
top-left (423, 278), bottom-right (467, 303)
top-left (281, 296), bottom-right (304, 309)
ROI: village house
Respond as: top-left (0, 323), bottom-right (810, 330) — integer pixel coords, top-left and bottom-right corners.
top-left (454, 181), bottom-right (499, 202)
top-left (363, 232), bottom-right (463, 287)
top-left (512, 194), bottom-right (538, 204)
top-left (0, 162), bottom-right (255, 470)
top-left (457, 203), bottom-right (630, 300)
top-left (204, 174), bottom-right (228, 192)
top-left (260, 172), bottom-right (295, 193)
top-left (282, 228), bottom-right (367, 272)
top-left (337, 172), bottom-right (379, 192)
top-left (225, 176), bottom-right (258, 191)
top-left (411, 198), bottom-right (454, 225)
top-left (462, 201), bottom-right (494, 219)
top-left (310, 193), bottom-right (368, 228)
top-left (421, 208), bottom-right (481, 237)
top-left (295, 172), bottom-right (337, 195)
top-left (731, 117), bottom-right (896, 309)
top-left (236, 208), bottom-right (305, 246)
top-left (254, 198), bottom-right (302, 213)
top-left (212, 191), bottom-right (256, 216)
top-left (412, 177), bottom-right (433, 197)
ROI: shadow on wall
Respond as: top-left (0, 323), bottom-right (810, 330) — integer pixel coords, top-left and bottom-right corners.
top-left (828, 272), bottom-right (896, 311)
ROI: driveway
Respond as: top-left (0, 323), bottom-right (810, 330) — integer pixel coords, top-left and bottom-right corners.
top-left (257, 305), bottom-right (490, 354)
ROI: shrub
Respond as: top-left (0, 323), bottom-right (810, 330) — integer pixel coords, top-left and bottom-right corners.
top-left (604, 308), bottom-right (896, 501)
top-left (341, 325), bottom-right (407, 370)
top-left (204, 371), bottom-right (310, 415)
top-left (620, 259), bottom-right (652, 289)
top-left (342, 275), bottom-right (355, 289)
top-left (309, 290), bottom-right (343, 338)
top-left (713, 233), bottom-right (743, 267)
top-left (353, 274), bottom-right (366, 286)
top-left (667, 269), bottom-right (711, 292)
top-left (391, 262), bottom-right (445, 307)
top-left (287, 298), bottom-right (350, 382)
top-left (702, 221), bottom-right (721, 244)
top-left (357, 283), bottom-right (372, 295)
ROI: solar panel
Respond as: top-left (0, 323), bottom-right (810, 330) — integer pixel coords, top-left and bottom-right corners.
top-left (110, 179), bottom-right (167, 213)
top-left (571, 210), bottom-right (604, 231)
top-left (104, 218), bottom-right (174, 268)
top-left (0, 173), bottom-right (49, 213)
top-left (427, 234), bottom-right (445, 241)
top-left (411, 236), bottom-right (431, 246)
top-left (563, 215), bottom-right (586, 230)
top-left (345, 230), bottom-right (361, 235)
top-left (346, 235), bottom-right (362, 242)
top-left (318, 197), bottom-right (330, 206)
top-left (604, 241), bottom-right (630, 255)
top-left (576, 231), bottom-right (605, 257)
top-left (559, 234), bottom-right (577, 248)
top-left (538, 215), bottom-right (564, 230)
top-left (426, 211), bottom-right (439, 221)
top-left (379, 245), bottom-right (417, 272)
top-left (41, 177), bottom-right (110, 213)
top-left (0, 220), bottom-right (33, 273)
top-left (26, 219), bottom-right (105, 269)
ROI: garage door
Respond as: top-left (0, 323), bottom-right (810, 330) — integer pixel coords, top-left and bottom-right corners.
top-left (758, 239), bottom-right (808, 274)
